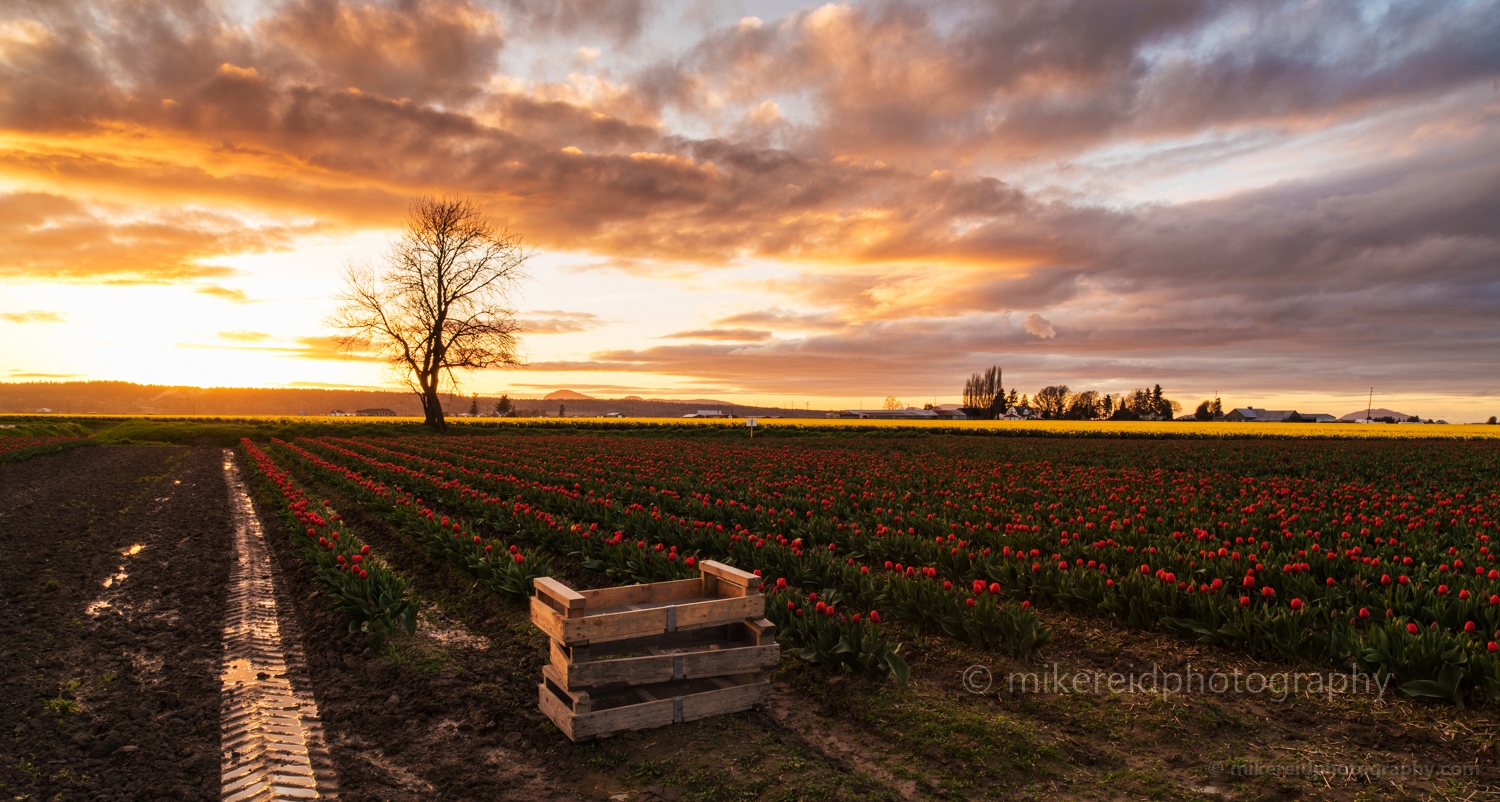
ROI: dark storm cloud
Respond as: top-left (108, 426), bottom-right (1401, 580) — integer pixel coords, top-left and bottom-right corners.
top-left (660, 0), bottom-right (1500, 162)
top-left (0, 0), bottom-right (1496, 401)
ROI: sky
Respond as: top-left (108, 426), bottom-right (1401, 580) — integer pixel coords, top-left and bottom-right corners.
top-left (1, 0), bottom-right (1498, 420)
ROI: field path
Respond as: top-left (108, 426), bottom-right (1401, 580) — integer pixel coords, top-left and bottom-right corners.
top-left (220, 450), bottom-right (339, 801)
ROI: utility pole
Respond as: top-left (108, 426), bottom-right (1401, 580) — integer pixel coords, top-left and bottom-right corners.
top-left (1367, 388), bottom-right (1373, 421)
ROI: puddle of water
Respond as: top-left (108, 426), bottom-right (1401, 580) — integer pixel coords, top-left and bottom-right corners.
top-left (102, 567), bottom-right (128, 588)
top-left (85, 600), bottom-right (111, 616)
top-left (124, 544), bottom-right (145, 556)
top-left (222, 658), bottom-right (258, 685)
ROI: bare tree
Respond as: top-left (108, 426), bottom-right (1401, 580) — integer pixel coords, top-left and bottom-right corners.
top-left (882, 396), bottom-right (904, 410)
top-left (962, 365), bottom-right (1005, 419)
top-left (332, 196), bottom-right (529, 431)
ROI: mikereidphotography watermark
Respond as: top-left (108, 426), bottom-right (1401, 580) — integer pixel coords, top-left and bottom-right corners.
top-left (962, 662), bottom-right (1392, 702)
top-left (1209, 762), bottom-right (1479, 780)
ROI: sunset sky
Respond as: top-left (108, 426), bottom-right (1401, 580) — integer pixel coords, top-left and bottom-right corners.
top-left (2, 0), bottom-right (1497, 419)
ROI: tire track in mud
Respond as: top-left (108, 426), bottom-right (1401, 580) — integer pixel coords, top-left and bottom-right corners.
top-left (221, 450), bottom-right (339, 801)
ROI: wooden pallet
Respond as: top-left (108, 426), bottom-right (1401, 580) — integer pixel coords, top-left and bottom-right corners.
top-left (531, 561), bottom-right (778, 741)
top-left (538, 669), bottom-right (772, 742)
top-left (530, 561), bottom-right (764, 647)
top-left (548, 619), bottom-right (779, 693)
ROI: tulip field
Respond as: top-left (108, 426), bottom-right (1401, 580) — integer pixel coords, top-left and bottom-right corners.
top-left (8, 426), bottom-right (1500, 801)
top-left (245, 431), bottom-right (1500, 705)
top-left (0, 434), bottom-right (93, 463)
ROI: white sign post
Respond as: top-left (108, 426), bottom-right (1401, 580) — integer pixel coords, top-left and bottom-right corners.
top-left (746, 418), bottom-right (758, 438)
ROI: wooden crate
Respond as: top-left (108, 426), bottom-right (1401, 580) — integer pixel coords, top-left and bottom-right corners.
top-left (530, 560), bottom-right (764, 647)
top-left (531, 562), bottom-right (779, 741)
top-left (548, 618), bottom-right (779, 693)
top-left (538, 669), bottom-right (772, 742)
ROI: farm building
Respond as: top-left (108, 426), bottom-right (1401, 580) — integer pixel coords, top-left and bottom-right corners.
top-left (1226, 408), bottom-right (1337, 423)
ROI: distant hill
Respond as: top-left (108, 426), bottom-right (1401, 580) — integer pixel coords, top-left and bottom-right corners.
top-left (1339, 408), bottom-right (1415, 422)
top-left (543, 389), bottom-right (597, 400)
top-left (0, 381), bottom-right (829, 418)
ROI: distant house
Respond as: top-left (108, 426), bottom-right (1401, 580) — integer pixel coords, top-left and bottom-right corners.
top-left (355, 408), bottom-right (398, 417)
top-left (1298, 413), bottom-right (1338, 423)
top-left (327, 410), bottom-right (352, 417)
top-left (682, 410), bottom-right (729, 418)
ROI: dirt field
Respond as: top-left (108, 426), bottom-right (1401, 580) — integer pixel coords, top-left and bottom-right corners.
top-left (2, 444), bottom-right (1497, 801)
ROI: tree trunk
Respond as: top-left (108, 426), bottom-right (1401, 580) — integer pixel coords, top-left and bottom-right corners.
top-left (422, 382), bottom-right (447, 432)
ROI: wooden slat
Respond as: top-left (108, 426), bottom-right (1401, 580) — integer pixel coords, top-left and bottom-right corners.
top-left (579, 578), bottom-right (703, 610)
top-left (534, 577), bottom-right (587, 618)
top-left (538, 682), bottom-right (577, 740)
top-left (680, 680), bottom-right (770, 721)
top-left (700, 560), bottom-right (761, 591)
top-left (744, 618), bottom-right (777, 646)
top-left (555, 595), bottom-right (764, 646)
top-left (542, 665), bottom-right (592, 713)
top-left (542, 676), bottom-right (770, 742)
top-left (529, 597), bottom-right (567, 644)
top-left (554, 643), bottom-right (780, 692)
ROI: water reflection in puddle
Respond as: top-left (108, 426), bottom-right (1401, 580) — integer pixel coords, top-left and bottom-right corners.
top-left (221, 658), bottom-right (258, 685)
top-left (124, 544), bottom-right (145, 556)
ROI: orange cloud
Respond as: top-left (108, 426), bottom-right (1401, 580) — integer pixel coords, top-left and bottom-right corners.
top-left (0, 191), bottom-right (298, 283)
top-left (1, 310), bottom-right (66, 323)
top-left (519, 310), bottom-right (608, 334)
top-left (196, 286), bottom-right (253, 303)
top-left (660, 328), bottom-right (772, 342)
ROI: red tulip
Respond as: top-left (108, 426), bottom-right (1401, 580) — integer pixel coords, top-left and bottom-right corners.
top-left (1489, 642), bottom-right (1498, 653)
top-left (966, 597), bottom-right (975, 607)
top-left (1239, 596), bottom-right (1250, 606)
top-left (1406, 623), bottom-right (1419, 635)
top-left (870, 611), bottom-right (881, 623)
top-left (1290, 598), bottom-right (1303, 611)
top-left (1464, 621), bottom-right (1476, 632)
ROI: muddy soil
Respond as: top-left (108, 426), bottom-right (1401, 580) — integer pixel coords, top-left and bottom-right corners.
top-left (245, 463), bottom-right (580, 802)
top-left (0, 446), bottom-right (233, 801)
